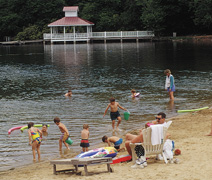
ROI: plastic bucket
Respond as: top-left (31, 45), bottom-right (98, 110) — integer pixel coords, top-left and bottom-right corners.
top-left (124, 111), bottom-right (130, 121)
top-left (65, 137), bottom-right (73, 145)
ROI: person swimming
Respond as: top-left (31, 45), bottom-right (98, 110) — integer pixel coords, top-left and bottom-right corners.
top-left (41, 124), bottom-right (48, 136)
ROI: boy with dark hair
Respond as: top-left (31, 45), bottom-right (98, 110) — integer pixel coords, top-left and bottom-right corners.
top-left (54, 117), bottom-right (70, 151)
top-left (103, 97), bottom-right (127, 132)
top-left (102, 135), bottom-right (124, 152)
top-left (65, 90), bottom-right (72, 97)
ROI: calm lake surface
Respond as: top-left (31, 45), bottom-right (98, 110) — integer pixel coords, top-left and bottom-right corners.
top-left (0, 41), bottom-right (212, 171)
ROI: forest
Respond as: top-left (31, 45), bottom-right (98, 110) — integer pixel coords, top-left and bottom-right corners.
top-left (0, 0), bottom-right (212, 41)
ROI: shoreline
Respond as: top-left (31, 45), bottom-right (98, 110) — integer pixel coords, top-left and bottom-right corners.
top-left (1, 108), bottom-right (212, 179)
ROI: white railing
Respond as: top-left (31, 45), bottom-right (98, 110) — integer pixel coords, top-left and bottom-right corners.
top-left (43, 31), bottom-right (154, 41)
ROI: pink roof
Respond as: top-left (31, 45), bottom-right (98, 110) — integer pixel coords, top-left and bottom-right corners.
top-left (48, 17), bottom-right (94, 27)
top-left (63, 6), bottom-right (78, 12)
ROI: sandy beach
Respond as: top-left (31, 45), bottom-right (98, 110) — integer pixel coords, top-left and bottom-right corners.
top-left (1, 108), bottom-right (212, 180)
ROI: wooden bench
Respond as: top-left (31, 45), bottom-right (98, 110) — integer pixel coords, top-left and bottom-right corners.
top-left (50, 157), bottom-right (113, 176)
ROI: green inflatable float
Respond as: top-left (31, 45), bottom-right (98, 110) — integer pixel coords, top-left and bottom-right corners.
top-left (177, 106), bottom-right (209, 113)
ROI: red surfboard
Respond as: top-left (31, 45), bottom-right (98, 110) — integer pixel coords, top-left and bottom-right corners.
top-left (111, 155), bottom-right (132, 164)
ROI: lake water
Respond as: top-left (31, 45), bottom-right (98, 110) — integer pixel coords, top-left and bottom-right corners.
top-left (0, 41), bottom-right (212, 171)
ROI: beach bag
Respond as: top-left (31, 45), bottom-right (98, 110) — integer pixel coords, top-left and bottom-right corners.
top-left (135, 145), bottom-right (145, 158)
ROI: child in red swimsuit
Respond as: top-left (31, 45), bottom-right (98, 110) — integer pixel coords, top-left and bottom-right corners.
top-left (80, 124), bottom-right (89, 152)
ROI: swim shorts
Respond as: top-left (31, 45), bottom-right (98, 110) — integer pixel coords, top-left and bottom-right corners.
top-left (80, 139), bottom-right (90, 147)
top-left (60, 132), bottom-right (69, 142)
top-left (110, 111), bottom-right (121, 120)
top-left (167, 85), bottom-right (175, 92)
top-left (114, 138), bottom-right (123, 150)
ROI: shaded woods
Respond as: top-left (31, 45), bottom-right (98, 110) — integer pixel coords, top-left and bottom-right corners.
top-left (0, 0), bottom-right (212, 41)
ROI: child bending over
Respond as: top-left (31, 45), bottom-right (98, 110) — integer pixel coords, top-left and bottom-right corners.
top-left (102, 135), bottom-right (125, 152)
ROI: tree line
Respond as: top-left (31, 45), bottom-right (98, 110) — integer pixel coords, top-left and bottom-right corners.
top-left (0, 0), bottom-right (212, 41)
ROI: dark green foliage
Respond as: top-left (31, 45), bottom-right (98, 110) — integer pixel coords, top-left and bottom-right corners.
top-left (189, 0), bottom-right (212, 33)
top-left (0, 0), bottom-right (65, 40)
top-left (0, 0), bottom-right (212, 40)
top-left (15, 25), bottom-right (49, 40)
top-left (137, 0), bottom-right (166, 35)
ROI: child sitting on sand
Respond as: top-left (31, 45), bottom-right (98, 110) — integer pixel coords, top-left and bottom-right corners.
top-left (103, 97), bottom-right (127, 132)
top-left (80, 124), bottom-right (90, 152)
top-left (54, 117), bottom-right (70, 151)
top-left (102, 135), bottom-right (125, 152)
top-left (28, 122), bottom-right (43, 162)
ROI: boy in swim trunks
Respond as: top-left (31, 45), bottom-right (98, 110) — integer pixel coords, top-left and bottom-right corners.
top-left (102, 135), bottom-right (125, 152)
top-left (103, 97), bottom-right (127, 132)
top-left (54, 117), bottom-right (70, 151)
top-left (28, 122), bottom-right (43, 162)
top-left (80, 124), bottom-right (90, 152)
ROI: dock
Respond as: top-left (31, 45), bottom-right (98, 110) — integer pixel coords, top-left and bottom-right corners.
top-left (0, 40), bottom-right (43, 45)
top-left (43, 31), bottom-right (155, 44)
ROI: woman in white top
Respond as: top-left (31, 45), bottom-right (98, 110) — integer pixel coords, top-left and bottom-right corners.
top-left (164, 69), bottom-right (175, 100)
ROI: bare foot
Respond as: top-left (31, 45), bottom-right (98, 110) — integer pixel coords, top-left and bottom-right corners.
top-left (118, 147), bottom-right (126, 152)
top-left (116, 128), bottom-right (122, 131)
top-left (206, 133), bottom-right (212, 136)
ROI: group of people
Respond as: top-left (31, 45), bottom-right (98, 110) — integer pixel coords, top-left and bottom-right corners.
top-left (27, 118), bottom-right (90, 161)
top-left (27, 101), bottom-right (169, 162)
top-left (27, 69), bottom-right (176, 161)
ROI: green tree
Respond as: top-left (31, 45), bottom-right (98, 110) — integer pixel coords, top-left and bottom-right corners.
top-left (136, 0), bottom-right (166, 35)
top-left (190, 0), bottom-right (212, 34)
top-left (79, 0), bottom-right (142, 31)
top-left (161, 0), bottom-right (194, 35)
top-left (0, 0), bottom-right (65, 41)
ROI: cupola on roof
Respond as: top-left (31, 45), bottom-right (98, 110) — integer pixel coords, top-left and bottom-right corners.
top-left (48, 6), bottom-right (94, 27)
top-left (63, 6), bottom-right (79, 17)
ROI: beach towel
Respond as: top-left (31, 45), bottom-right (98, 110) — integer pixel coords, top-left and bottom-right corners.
top-left (163, 139), bottom-right (174, 159)
top-left (150, 125), bottom-right (164, 145)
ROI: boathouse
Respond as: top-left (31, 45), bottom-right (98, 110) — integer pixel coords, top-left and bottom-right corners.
top-left (46, 6), bottom-right (94, 43)
top-left (43, 6), bottom-right (155, 43)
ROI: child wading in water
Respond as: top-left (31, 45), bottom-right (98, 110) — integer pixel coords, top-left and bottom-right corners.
top-left (28, 122), bottom-right (42, 162)
top-left (131, 89), bottom-right (140, 98)
top-left (65, 90), bottom-right (72, 97)
top-left (164, 69), bottom-right (175, 100)
top-left (80, 124), bottom-right (90, 152)
top-left (103, 97), bottom-right (127, 132)
top-left (54, 117), bottom-right (70, 151)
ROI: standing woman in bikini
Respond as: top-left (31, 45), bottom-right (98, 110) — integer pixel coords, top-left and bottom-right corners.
top-left (28, 122), bottom-right (43, 162)
top-left (164, 69), bottom-right (175, 100)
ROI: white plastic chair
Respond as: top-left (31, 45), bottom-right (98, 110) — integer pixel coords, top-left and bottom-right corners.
top-left (130, 121), bottom-right (172, 165)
